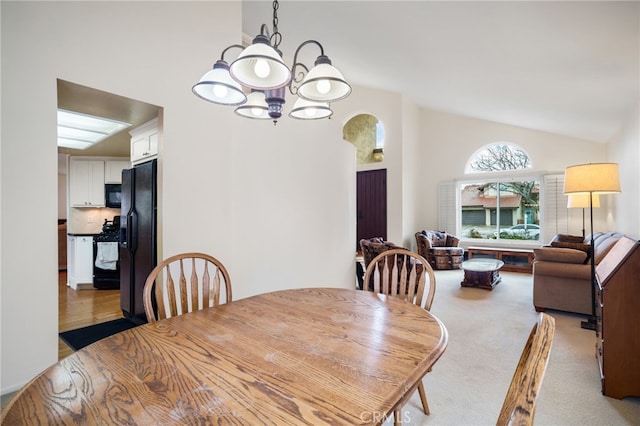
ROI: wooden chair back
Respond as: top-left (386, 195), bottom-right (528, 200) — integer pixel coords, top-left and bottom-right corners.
top-left (143, 252), bottom-right (232, 322)
top-left (497, 313), bottom-right (555, 426)
top-left (363, 248), bottom-right (435, 310)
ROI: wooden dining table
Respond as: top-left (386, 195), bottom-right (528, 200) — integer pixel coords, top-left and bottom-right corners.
top-left (2, 287), bottom-right (448, 425)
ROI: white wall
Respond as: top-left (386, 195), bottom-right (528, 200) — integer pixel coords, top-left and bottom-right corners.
top-left (400, 96), bottom-right (422, 250)
top-left (608, 101), bottom-right (640, 239)
top-left (1, 1), bottom-right (355, 393)
top-left (416, 109), bottom-right (608, 240)
top-left (229, 119), bottom-right (356, 300)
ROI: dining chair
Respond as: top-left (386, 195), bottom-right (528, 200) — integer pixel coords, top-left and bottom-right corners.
top-left (497, 312), bottom-right (555, 426)
top-left (363, 248), bottom-right (436, 424)
top-left (143, 252), bottom-right (232, 322)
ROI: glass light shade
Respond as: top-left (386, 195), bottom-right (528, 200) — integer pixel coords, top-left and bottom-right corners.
top-left (567, 193), bottom-right (600, 208)
top-left (289, 98), bottom-right (332, 120)
top-left (229, 35), bottom-right (291, 90)
top-left (372, 148), bottom-right (384, 162)
top-left (297, 63), bottom-right (351, 102)
top-left (192, 61), bottom-right (247, 106)
top-left (235, 91), bottom-right (270, 119)
top-left (564, 163), bottom-right (621, 195)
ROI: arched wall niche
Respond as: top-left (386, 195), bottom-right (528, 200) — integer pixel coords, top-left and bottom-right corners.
top-left (342, 113), bottom-right (385, 164)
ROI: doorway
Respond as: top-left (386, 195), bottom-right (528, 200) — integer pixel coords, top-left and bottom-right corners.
top-left (356, 169), bottom-right (387, 250)
top-left (57, 80), bottom-right (161, 341)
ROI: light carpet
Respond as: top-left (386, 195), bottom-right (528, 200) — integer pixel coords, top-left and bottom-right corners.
top-left (384, 270), bottom-right (640, 425)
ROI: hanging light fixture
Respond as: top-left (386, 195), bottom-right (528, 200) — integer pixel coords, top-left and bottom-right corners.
top-left (192, 0), bottom-right (351, 124)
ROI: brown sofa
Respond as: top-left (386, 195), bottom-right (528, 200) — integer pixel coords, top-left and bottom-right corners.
top-left (533, 232), bottom-right (623, 315)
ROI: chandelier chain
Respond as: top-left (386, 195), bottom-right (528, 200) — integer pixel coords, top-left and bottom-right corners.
top-left (271, 0), bottom-right (282, 49)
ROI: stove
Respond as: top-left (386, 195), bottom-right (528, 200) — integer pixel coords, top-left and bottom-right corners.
top-left (94, 232), bottom-right (119, 242)
top-left (93, 216), bottom-right (120, 289)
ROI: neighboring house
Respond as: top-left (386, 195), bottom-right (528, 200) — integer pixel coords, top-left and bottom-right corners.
top-left (461, 185), bottom-right (524, 228)
top-left (461, 184), bottom-right (540, 227)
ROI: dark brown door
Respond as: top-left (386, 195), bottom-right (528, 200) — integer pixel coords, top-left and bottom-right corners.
top-left (357, 169), bottom-right (387, 250)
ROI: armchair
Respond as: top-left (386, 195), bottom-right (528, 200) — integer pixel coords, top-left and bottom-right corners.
top-left (415, 230), bottom-right (464, 270)
top-left (359, 237), bottom-right (405, 268)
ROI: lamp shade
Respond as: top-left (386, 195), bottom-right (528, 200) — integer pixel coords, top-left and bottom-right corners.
top-left (567, 193), bottom-right (600, 208)
top-left (234, 91), bottom-right (270, 119)
top-left (297, 58), bottom-right (351, 102)
top-left (229, 34), bottom-right (291, 90)
top-left (564, 163), bottom-right (621, 195)
top-left (192, 60), bottom-right (247, 106)
top-left (289, 98), bottom-right (332, 120)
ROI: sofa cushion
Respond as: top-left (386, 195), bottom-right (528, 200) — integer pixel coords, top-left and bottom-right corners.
top-left (551, 234), bottom-right (585, 244)
top-left (533, 260), bottom-right (592, 280)
top-left (550, 241), bottom-right (591, 253)
top-left (594, 237), bottom-right (620, 264)
top-left (534, 247), bottom-right (587, 264)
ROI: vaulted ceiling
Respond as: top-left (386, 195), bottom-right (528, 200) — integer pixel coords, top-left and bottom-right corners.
top-left (57, 1), bottom-right (639, 160)
top-left (242, 1), bottom-right (639, 144)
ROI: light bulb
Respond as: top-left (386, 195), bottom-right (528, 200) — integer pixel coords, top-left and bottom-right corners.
top-left (252, 107), bottom-right (263, 116)
top-left (213, 84), bottom-right (228, 99)
top-left (316, 79), bottom-right (331, 95)
top-left (254, 59), bottom-right (271, 79)
top-left (305, 107), bottom-right (317, 117)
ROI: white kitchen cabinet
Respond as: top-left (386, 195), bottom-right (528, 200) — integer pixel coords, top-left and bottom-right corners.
top-left (67, 235), bottom-right (94, 290)
top-left (130, 117), bottom-right (158, 165)
top-left (69, 159), bottom-right (105, 207)
top-left (104, 159), bottom-right (130, 183)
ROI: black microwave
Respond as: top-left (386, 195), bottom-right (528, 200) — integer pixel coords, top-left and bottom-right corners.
top-left (105, 184), bottom-right (122, 208)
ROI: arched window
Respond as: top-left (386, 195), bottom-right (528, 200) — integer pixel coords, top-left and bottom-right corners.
top-left (460, 143), bottom-right (540, 242)
top-left (465, 143), bottom-right (532, 173)
top-left (343, 114), bottom-right (385, 164)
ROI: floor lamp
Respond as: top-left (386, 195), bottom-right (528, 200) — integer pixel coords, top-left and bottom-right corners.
top-left (564, 163), bottom-right (621, 331)
top-left (567, 193), bottom-right (600, 239)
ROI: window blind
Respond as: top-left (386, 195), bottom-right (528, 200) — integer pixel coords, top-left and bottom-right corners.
top-left (541, 174), bottom-right (569, 241)
top-left (438, 180), bottom-right (458, 234)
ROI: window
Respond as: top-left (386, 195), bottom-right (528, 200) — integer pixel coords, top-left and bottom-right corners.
top-left (460, 144), bottom-right (540, 242)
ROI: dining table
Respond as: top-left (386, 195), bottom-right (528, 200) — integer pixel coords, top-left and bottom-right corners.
top-left (2, 287), bottom-right (448, 425)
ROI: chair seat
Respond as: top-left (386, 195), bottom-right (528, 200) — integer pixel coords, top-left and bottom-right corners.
top-left (430, 247), bottom-right (464, 270)
top-left (430, 247), bottom-right (464, 256)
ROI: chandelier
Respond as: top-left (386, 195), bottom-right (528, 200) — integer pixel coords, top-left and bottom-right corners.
top-left (192, 0), bottom-right (351, 124)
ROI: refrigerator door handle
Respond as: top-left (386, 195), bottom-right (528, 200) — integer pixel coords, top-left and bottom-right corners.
top-left (120, 213), bottom-right (131, 249)
top-left (129, 211), bottom-right (138, 253)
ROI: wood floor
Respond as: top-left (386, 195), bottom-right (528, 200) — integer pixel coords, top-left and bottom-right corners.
top-left (58, 271), bottom-right (122, 360)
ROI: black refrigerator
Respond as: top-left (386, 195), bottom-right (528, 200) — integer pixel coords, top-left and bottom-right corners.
top-left (119, 159), bottom-right (157, 324)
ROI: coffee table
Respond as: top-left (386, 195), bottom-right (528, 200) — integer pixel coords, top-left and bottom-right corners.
top-left (461, 258), bottom-right (504, 290)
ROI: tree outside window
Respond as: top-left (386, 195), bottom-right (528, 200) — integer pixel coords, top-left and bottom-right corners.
top-left (462, 144), bottom-right (540, 241)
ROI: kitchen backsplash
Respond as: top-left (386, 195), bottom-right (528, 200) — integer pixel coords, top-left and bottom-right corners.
top-left (68, 207), bottom-right (121, 234)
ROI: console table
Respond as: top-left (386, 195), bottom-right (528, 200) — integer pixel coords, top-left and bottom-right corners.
top-left (467, 246), bottom-right (534, 273)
